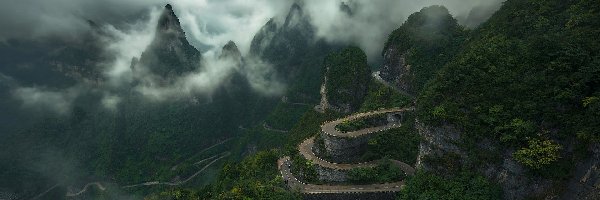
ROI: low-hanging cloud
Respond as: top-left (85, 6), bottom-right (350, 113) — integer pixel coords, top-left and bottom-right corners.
top-left (303, 0), bottom-right (503, 60)
top-left (3, 0), bottom-right (503, 113)
top-left (12, 86), bottom-right (81, 114)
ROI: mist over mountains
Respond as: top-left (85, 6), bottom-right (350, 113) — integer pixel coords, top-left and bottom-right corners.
top-left (0, 1), bottom-right (501, 116)
top-left (0, 0), bottom-right (510, 199)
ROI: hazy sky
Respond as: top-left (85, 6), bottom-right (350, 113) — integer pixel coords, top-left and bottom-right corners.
top-left (1, 0), bottom-right (503, 113)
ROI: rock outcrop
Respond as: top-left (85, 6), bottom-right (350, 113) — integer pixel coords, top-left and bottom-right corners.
top-left (414, 120), bottom-right (588, 199)
top-left (380, 6), bottom-right (466, 94)
top-left (136, 4), bottom-right (202, 80)
top-left (561, 144), bottom-right (600, 200)
top-left (317, 47), bottom-right (370, 114)
top-left (380, 47), bottom-right (411, 92)
top-left (248, 3), bottom-right (315, 80)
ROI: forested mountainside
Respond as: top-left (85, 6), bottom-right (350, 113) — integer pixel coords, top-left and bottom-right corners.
top-left (380, 5), bottom-right (467, 95)
top-left (0, 0), bottom-right (598, 199)
top-left (249, 2), bottom-right (340, 102)
top-left (416, 0), bottom-right (600, 199)
top-left (152, 1), bottom-right (600, 199)
top-left (0, 4), bottom-right (277, 199)
top-left (136, 4), bottom-right (202, 79)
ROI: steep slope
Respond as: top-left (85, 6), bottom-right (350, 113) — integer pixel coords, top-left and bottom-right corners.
top-left (249, 3), bottom-right (315, 74)
top-left (381, 6), bottom-right (467, 94)
top-left (0, 5), bottom-right (280, 199)
top-left (317, 47), bottom-right (371, 113)
top-left (136, 4), bottom-right (202, 80)
top-left (415, 0), bottom-right (600, 199)
top-left (249, 3), bottom-right (337, 101)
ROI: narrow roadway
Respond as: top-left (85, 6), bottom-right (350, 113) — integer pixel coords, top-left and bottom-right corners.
top-left (278, 157), bottom-right (408, 194)
top-left (122, 152), bottom-right (230, 188)
top-left (321, 107), bottom-right (414, 138)
top-left (263, 122), bottom-right (289, 133)
top-left (372, 71), bottom-right (415, 99)
top-left (280, 107), bottom-right (416, 194)
top-left (66, 182), bottom-right (106, 197)
top-left (299, 136), bottom-right (378, 170)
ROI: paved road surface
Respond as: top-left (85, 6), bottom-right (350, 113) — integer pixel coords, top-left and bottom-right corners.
top-left (279, 107), bottom-right (417, 194)
top-left (263, 122), bottom-right (289, 133)
top-left (66, 182), bottom-right (106, 197)
top-left (299, 136), bottom-right (379, 170)
top-left (123, 152), bottom-right (230, 188)
top-left (278, 157), bottom-right (408, 194)
top-left (372, 71), bottom-right (415, 99)
top-left (321, 107), bottom-right (414, 138)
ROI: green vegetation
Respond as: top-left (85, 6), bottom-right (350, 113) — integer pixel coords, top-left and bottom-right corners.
top-left (513, 139), bottom-right (562, 170)
top-left (360, 80), bottom-right (413, 112)
top-left (347, 159), bottom-right (405, 184)
top-left (398, 170), bottom-right (502, 200)
top-left (335, 113), bottom-right (387, 133)
top-left (149, 1), bottom-right (600, 199)
top-left (362, 112), bottom-right (421, 165)
top-left (148, 150), bottom-right (300, 200)
top-left (290, 153), bottom-right (318, 183)
top-left (324, 47), bottom-right (371, 111)
top-left (383, 5), bottom-right (468, 94)
top-left (264, 102), bottom-right (312, 131)
top-left (417, 0), bottom-right (600, 173)
top-left (163, 107), bottom-right (338, 199)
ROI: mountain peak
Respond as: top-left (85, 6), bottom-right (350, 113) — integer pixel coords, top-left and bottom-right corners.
top-left (135, 3), bottom-right (202, 78)
top-left (157, 4), bottom-right (184, 34)
top-left (223, 41), bottom-right (239, 52)
top-left (284, 2), bottom-right (309, 29)
top-left (220, 41), bottom-right (242, 60)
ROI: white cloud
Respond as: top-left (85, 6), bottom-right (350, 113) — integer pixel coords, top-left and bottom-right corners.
top-left (12, 86), bottom-right (81, 114)
top-left (304, 0), bottom-right (504, 60)
top-left (3, 0), bottom-right (503, 111)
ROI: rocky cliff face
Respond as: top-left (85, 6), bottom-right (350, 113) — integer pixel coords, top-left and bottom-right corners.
top-left (317, 47), bottom-right (370, 114)
top-left (415, 121), bottom-right (552, 199)
top-left (416, 120), bottom-right (600, 199)
top-left (561, 144), bottom-right (600, 200)
top-left (380, 6), bottom-right (465, 94)
top-left (248, 3), bottom-right (316, 80)
top-left (380, 47), bottom-right (411, 92)
top-left (136, 4), bottom-right (202, 80)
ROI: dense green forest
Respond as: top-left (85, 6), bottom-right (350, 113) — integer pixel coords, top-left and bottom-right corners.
top-left (418, 0), bottom-right (600, 175)
top-left (383, 5), bottom-right (467, 94)
top-left (1, 0), bottom-right (598, 199)
top-left (323, 47), bottom-right (372, 111)
top-left (154, 1), bottom-right (600, 199)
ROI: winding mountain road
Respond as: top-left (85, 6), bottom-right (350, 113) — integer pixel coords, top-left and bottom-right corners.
top-left (279, 107), bottom-right (416, 194)
top-left (299, 136), bottom-right (379, 170)
top-left (263, 122), bottom-right (290, 133)
top-left (321, 107), bottom-right (414, 138)
top-left (372, 71), bottom-right (415, 99)
top-left (66, 182), bottom-right (106, 197)
top-left (278, 157), bottom-right (409, 194)
top-left (171, 138), bottom-right (233, 171)
top-left (123, 152), bottom-right (230, 188)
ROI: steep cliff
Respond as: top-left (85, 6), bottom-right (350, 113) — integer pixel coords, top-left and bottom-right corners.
top-left (136, 4), bottom-right (202, 81)
top-left (248, 3), bottom-right (338, 101)
top-left (415, 0), bottom-right (600, 199)
top-left (317, 47), bottom-right (370, 114)
top-left (249, 3), bottom-right (315, 80)
top-left (381, 6), bottom-right (466, 94)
